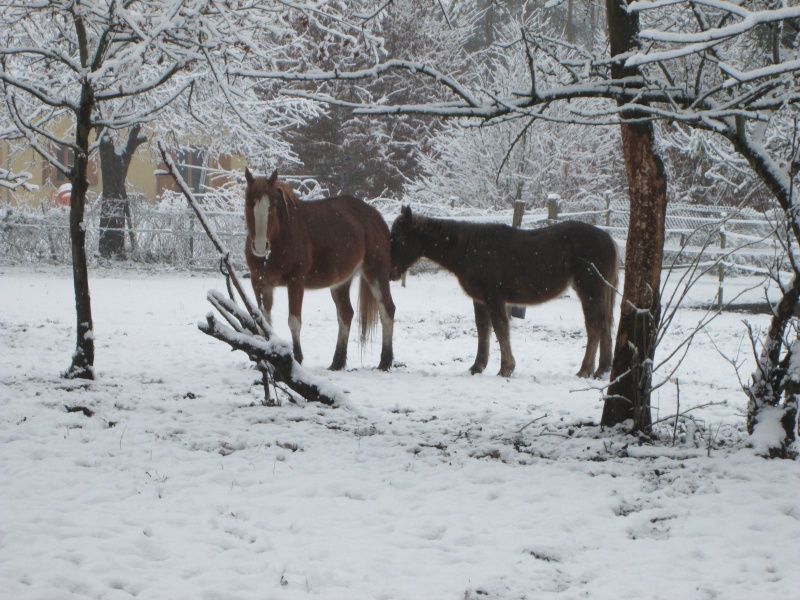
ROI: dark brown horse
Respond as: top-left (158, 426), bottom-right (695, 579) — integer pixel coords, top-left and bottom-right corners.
top-left (244, 169), bottom-right (395, 371)
top-left (390, 207), bottom-right (618, 378)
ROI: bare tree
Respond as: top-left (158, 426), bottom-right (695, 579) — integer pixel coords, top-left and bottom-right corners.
top-left (624, 0), bottom-right (800, 454)
top-left (0, 0), bottom-right (323, 379)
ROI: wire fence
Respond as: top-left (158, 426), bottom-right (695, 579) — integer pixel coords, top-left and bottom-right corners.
top-left (0, 189), bottom-right (791, 277)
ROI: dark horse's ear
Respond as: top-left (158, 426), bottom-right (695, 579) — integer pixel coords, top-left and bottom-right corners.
top-left (401, 205), bottom-right (412, 219)
top-left (268, 169), bottom-right (278, 188)
top-left (244, 167), bottom-right (254, 185)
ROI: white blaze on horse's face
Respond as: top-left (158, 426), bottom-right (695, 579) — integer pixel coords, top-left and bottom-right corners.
top-left (251, 194), bottom-right (270, 258)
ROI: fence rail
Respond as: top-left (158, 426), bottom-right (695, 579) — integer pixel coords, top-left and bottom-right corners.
top-left (0, 192), bottom-right (791, 280)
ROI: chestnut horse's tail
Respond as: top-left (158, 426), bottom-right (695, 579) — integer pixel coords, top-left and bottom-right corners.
top-left (358, 276), bottom-right (379, 346)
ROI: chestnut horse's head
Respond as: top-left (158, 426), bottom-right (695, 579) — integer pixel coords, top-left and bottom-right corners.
top-left (389, 205), bottom-right (424, 280)
top-left (245, 168), bottom-right (288, 259)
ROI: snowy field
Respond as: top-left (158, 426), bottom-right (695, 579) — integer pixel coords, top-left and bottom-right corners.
top-left (1, 265), bottom-right (799, 600)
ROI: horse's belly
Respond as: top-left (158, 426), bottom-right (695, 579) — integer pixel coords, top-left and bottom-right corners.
top-left (460, 275), bottom-right (567, 306)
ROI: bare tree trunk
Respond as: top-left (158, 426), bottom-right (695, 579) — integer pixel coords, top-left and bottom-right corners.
top-left (602, 122), bottom-right (668, 430)
top-left (98, 125), bottom-right (146, 259)
top-left (65, 80), bottom-right (95, 380)
top-left (601, 0), bottom-right (669, 431)
top-left (98, 142), bottom-right (127, 259)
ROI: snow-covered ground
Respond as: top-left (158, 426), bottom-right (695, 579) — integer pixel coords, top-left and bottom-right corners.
top-left (1, 265), bottom-right (798, 600)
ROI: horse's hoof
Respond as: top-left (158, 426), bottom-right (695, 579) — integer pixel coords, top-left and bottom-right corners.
top-left (497, 369), bottom-right (514, 378)
top-left (469, 365), bottom-right (485, 375)
top-left (378, 351), bottom-right (393, 372)
top-left (593, 367), bottom-right (611, 379)
top-left (576, 370), bottom-right (591, 378)
top-left (328, 362), bottom-right (345, 371)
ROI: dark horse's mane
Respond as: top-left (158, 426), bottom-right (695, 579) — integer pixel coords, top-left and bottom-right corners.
top-left (411, 213), bottom-right (520, 252)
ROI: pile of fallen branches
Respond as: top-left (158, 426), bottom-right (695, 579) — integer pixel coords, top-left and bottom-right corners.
top-left (157, 142), bottom-right (341, 406)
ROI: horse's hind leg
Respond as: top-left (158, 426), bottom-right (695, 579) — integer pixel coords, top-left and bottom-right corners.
top-left (573, 274), bottom-right (604, 378)
top-left (577, 319), bottom-right (601, 378)
top-left (470, 300), bottom-right (492, 375)
top-left (596, 330), bottom-right (613, 378)
top-left (329, 279), bottom-right (354, 371)
top-left (366, 277), bottom-right (395, 371)
top-left (487, 299), bottom-right (515, 377)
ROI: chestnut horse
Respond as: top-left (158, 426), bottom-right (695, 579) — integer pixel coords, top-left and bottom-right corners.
top-left (390, 207), bottom-right (618, 378)
top-left (244, 169), bottom-right (395, 371)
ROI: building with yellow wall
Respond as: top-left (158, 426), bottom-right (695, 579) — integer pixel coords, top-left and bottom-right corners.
top-left (1, 140), bottom-right (242, 209)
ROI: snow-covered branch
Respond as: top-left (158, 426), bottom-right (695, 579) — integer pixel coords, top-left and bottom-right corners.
top-left (631, 2), bottom-right (800, 45)
top-left (231, 59), bottom-right (482, 107)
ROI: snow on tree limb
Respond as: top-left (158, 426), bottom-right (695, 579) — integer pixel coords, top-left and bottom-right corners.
top-left (631, 3), bottom-right (800, 45)
top-left (230, 59), bottom-right (482, 108)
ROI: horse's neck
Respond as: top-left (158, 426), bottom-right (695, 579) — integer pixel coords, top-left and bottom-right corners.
top-left (272, 197), bottom-right (304, 243)
top-left (415, 217), bottom-right (467, 271)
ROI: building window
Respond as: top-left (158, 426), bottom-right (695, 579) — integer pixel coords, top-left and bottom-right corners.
top-left (54, 144), bottom-right (74, 184)
top-left (177, 148), bottom-right (207, 193)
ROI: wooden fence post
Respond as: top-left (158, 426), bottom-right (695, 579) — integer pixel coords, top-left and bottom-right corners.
top-left (512, 199), bottom-right (525, 228)
top-left (604, 191), bottom-right (612, 228)
top-left (547, 194), bottom-right (560, 222)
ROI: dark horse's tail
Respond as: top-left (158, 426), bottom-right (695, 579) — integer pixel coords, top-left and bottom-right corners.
top-left (358, 276), bottom-right (379, 346)
top-left (601, 240), bottom-right (621, 342)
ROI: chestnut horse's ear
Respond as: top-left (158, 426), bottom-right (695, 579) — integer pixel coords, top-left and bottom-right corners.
top-left (268, 169), bottom-right (278, 188)
top-left (401, 205), bottom-right (412, 219)
top-left (244, 167), bottom-right (254, 185)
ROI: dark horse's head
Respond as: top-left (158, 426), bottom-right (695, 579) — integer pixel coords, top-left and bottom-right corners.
top-left (390, 205), bottom-right (424, 280)
top-left (244, 168), bottom-right (295, 259)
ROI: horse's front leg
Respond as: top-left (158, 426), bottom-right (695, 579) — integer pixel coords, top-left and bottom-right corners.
top-left (287, 283), bottom-right (305, 364)
top-left (260, 283), bottom-right (274, 327)
top-left (487, 299), bottom-right (515, 377)
top-left (470, 300), bottom-right (492, 375)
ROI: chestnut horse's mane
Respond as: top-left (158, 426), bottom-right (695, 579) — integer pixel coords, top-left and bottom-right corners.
top-left (273, 182), bottom-right (300, 206)
top-left (249, 176), bottom-right (300, 209)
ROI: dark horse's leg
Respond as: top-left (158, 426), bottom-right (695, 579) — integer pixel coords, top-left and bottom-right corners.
top-left (287, 283), bottom-right (305, 364)
top-left (470, 300), bottom-right (492, 375)
top-left (487, 298), bottom-right (515, 377)
top-left (597, 326), bottom-right (613, 377)
top-left (329, 279), bottom-right (354, 371)
top-left (573, 266), bottom-right (606, 378)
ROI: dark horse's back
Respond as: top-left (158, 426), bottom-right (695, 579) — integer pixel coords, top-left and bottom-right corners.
top-left (436, 219), bottom-right (617, 306)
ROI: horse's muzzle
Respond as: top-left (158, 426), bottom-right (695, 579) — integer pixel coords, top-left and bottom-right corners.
top-left (250, 240), bottom-right (270, 259)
